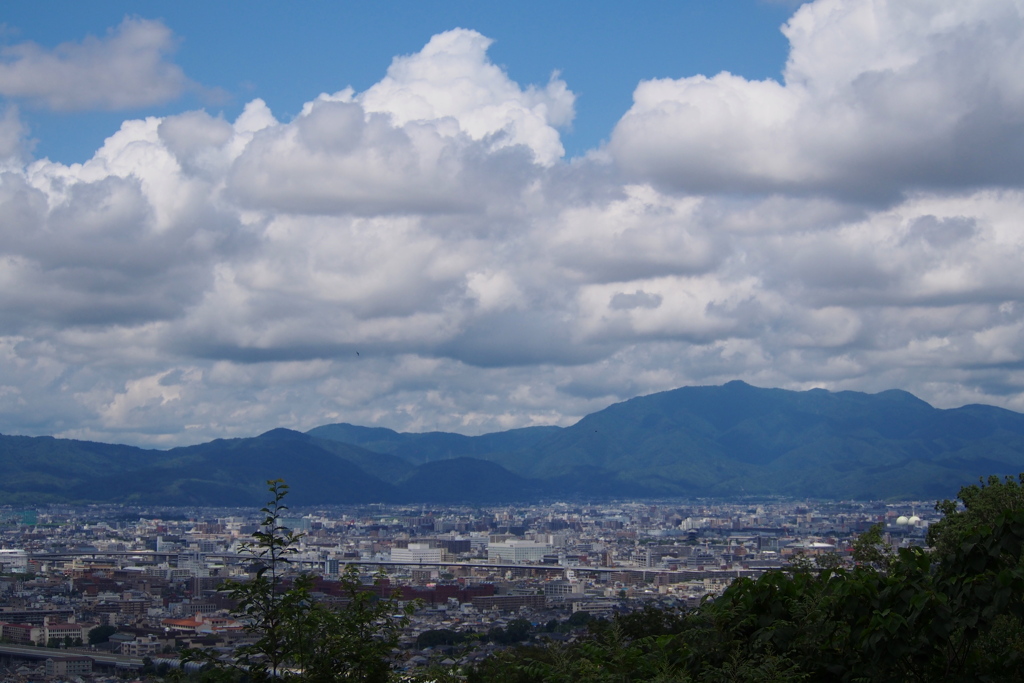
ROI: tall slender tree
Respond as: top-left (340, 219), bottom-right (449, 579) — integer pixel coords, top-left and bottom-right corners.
top-left (191, 479), bottom-right (412, 681)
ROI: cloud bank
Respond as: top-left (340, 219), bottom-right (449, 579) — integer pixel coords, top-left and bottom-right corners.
top-left (0, 17), bottom-right (190, 111)
top-left (611, 0), bottom-right (1024, 199)
top-left (3, 5), bottom-right (1024, 447)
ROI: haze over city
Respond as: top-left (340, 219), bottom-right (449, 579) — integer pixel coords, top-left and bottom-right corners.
top-left (2, 0), bottom-right (1024, 448)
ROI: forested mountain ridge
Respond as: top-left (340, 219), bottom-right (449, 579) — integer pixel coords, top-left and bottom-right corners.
top-left (313, 381), bottom-right (1024, 500)
top-left (4, 381), bottom-right (1024, 504)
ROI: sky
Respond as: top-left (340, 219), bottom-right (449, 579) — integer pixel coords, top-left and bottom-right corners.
top-left (2, 0), bottom-right (1024, 448)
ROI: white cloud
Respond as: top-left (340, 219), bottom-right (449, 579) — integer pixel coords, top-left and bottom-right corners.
top-left (0, 106), bottom-right (28, 164)
top-left (359, 29), bottom-right (575, 165)
top-left (3, 7), bottom-right (1024, 447)
top-left (0, 18), bottom-right (191, 112)
top-left (226, 29), bottom-right (574, 216)
top-left (609, 0), bottom-right (1024, 199)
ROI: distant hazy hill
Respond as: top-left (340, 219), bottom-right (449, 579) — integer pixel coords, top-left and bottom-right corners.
top-left (0, 427), bottom-right (546, 506)
top-left (4, 381), bottom-right (1024, 504)
top-left (497, 380), bottom-right (1024, 499)
top-left (305, 423), bottom-right (560, 464)
top-left (311, 381), bottom-right (1024, 500)
top-left (0, 429), bottom-right (398, 506)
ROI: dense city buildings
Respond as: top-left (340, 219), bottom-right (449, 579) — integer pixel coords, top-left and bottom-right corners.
top-left (0, 498), bottom-right (935, 679)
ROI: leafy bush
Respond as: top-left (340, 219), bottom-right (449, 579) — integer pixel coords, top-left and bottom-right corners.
top-left (88, 624), bottom-right (116, 645)
top-left (468, 474), bottom-right (1024, 682)
top-left (188, 475), bottom-right (1024, 681)
top-left (188, 479), bottom-right (412, 682)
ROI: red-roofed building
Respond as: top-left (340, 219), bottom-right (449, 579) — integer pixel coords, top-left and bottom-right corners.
top-left (161, 613), bottom-right (243, 635)
top-left (0, 622), bottom-right (42, 645)
top-left (43, 618), bottom-right (91, 645)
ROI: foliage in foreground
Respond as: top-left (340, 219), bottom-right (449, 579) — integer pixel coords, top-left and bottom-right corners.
top-left (187, 475), bottom-right (1024, 682)
top-left (469, 475), bottom-right (1024, 682)
top-left (187, 480), bottom-right (412, 682)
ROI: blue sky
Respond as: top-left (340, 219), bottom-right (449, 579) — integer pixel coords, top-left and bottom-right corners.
top-left (5, 1), bottom-right (794, 161)
top-left (3, 0), bottom-right (1024, 447)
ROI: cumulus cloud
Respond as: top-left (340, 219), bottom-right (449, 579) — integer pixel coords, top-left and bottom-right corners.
top-left (5, 5), bottom-right (1024, 447)
top-left (0, 106), bottom-right (28, 164)
top-left (610, 0), bottom-right (1024, 200)
top-left (610, 291), bottom-right (663, 310)
top-left (0, 17), bottom-right (190, 111)
top-left (226, 29), bottom-right (573, 216)
top-left (360, 29), bottom-right (574, 165)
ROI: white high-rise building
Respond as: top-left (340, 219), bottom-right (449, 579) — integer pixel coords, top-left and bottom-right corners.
top-left (487, 541), bottom-right (551, 563)
top-left (0, 549), bottom-right (27, 573)
top-left (390, 543), bottom-right (442, 564)
top-left (177, 552), bottom-right (208, 577)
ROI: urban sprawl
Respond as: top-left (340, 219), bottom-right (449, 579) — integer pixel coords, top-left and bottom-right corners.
top-left (0, 498), bottom-right (935, 679)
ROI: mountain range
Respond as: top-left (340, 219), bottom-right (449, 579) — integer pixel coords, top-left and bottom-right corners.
top-left (3, 381), bottom-right (1024, 506)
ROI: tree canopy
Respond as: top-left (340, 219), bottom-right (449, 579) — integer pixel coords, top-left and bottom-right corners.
top-left (187, 479), bottom-right (412, 682)
top-left (184, 474), bottom-right (1024, 682)
top-left (469, 474), bottom-right (1024, 682)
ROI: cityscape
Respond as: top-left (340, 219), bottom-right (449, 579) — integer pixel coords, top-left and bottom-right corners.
top-left (0, 495), bottom-right (934, 678)
top-left (2, 0), bottom-right (1024, 679)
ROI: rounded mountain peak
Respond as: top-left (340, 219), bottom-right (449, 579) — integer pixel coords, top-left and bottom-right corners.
top-left (258, 428), bottom-right (309, 440)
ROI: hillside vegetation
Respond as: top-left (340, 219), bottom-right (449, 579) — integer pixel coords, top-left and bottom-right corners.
top-left (5, 382), bottom-right (1024, 504)
top-left (195, 475), bottom-right (1024, 682)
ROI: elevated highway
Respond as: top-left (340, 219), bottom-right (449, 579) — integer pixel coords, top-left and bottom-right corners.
top-left (28, 549), bottom-right (763, 579)
top-left (0, 642), bottom-right (144, 669)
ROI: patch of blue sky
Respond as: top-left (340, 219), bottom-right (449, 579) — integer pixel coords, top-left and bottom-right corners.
top-left (3, 0), bottom-right (794, 163)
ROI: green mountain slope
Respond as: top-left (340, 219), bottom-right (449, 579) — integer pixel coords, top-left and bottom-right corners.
top-left (0, 429), bottom-right (402, 506)
top-left (306, 423), bottom-right (560, 464)
top-left (6, 381), bottom-right (1024, 503)
top-left (0, 434), bottom-right (172, 504)
top-left (0, 428), bottom-right (540, 505)
top-left (396, 457), bottom-right (549, 502)
top-left (312, 381), bottom-right (1024, 499)
top-left (508, 381), bottom-right (1024, 498)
